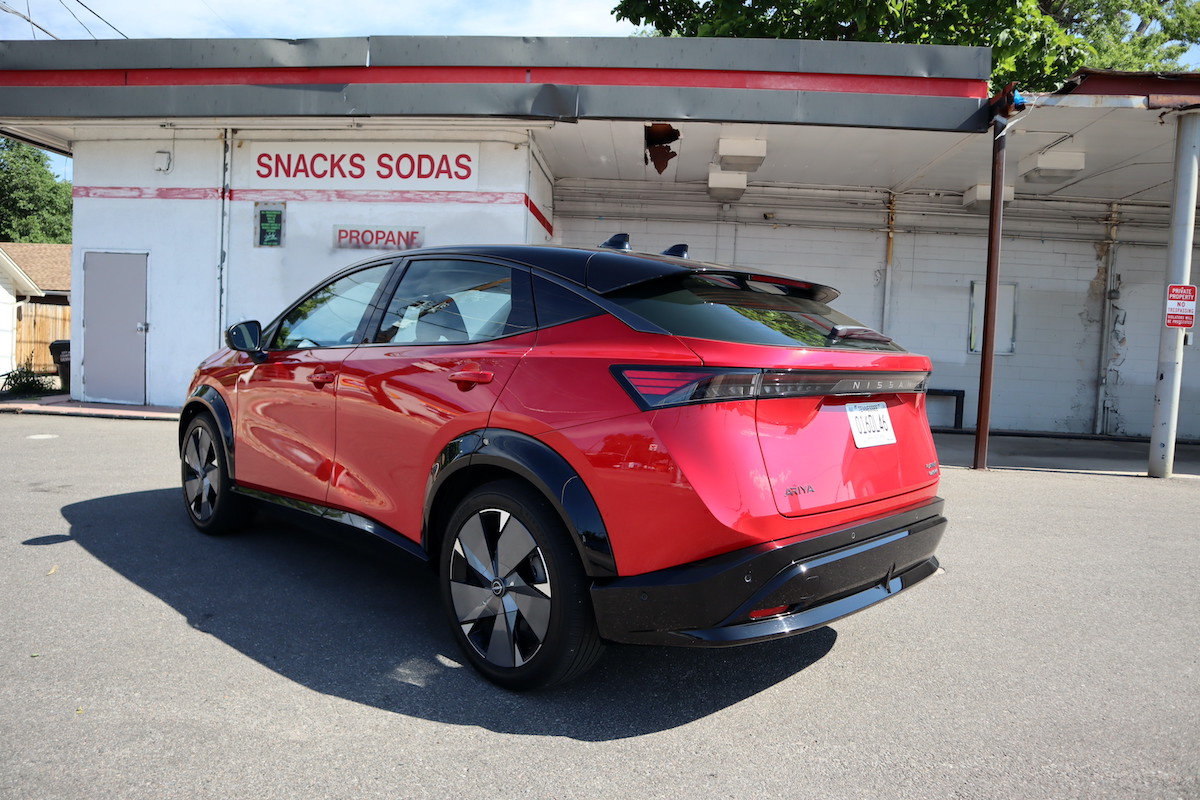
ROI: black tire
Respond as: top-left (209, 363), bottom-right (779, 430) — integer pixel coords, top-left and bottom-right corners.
top-left (180, 413), bottom-right (247, 536)
top-left (439, 480), bottom-right (604, 690)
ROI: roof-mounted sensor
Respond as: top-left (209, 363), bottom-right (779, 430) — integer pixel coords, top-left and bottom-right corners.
top-left (599, 233), bottom-right (632, 251)
top-left (662, 244), bottom-right (689, 258)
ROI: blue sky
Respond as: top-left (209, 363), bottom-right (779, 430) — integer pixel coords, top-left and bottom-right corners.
top-left (0, 0), bottom-right (640, 40)
top-left (2, 0), bottom-right (640, 180)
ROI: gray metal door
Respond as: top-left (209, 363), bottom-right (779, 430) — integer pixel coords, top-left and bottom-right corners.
top-left (82, 252), bottom-right (147, 404)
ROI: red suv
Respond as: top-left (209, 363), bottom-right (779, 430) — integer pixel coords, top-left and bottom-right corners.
top-left (180, 237), bottom-right (946, 689)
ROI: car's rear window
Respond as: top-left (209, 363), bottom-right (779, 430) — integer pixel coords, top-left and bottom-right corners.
top-left (606, 273), bottom-right (903, 351)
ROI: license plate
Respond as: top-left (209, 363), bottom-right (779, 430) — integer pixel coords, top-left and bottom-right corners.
top-left (847, 401), bottom-right (896, 448)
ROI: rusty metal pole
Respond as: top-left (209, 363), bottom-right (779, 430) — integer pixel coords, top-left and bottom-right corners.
top-left (974, 87), bottom-right (1021, 470)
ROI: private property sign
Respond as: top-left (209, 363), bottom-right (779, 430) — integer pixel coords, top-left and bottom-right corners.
top-left (1166, 284), bottom-right (1197, 328)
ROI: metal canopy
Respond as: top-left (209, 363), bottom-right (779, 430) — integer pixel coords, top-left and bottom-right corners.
top-left (0, 35), bottom-right (989, 133)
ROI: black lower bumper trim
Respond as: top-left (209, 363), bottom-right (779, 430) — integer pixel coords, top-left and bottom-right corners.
top-left (591, 498), bottom-right (946, 647)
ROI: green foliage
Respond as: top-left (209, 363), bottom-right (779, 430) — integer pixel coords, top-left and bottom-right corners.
top-left (0, 138), bottom-right (72, 244)
top-left (614, 0), bottom-right (1200, 91)
top-left (1, 356), bottom-right (55, 397)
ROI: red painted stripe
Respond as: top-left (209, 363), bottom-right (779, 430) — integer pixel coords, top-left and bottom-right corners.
top-left (71, 185), bottom-right (555, 235)
top-left (524, 195), bottom-right (554, 236)
top-left (2, 65), bottom-right (987, 99)
top-left (73, 185), bottom-right (222, 200)
top-left (228, 189), bottom-right (525, 204)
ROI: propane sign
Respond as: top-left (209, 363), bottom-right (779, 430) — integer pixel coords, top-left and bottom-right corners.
top-left (333, 226), bottom-right (425, 250)
top-left (1166, 284), bottom-right (1197, 328)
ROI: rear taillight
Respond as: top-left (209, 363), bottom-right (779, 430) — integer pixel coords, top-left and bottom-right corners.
top-left (613, 366), bottom-right (929, 410)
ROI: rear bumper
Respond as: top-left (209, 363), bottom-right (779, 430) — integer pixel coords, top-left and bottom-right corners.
top-left (591, 498), bottom-right (946, 646)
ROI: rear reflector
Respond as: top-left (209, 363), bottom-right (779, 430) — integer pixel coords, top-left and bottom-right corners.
top-left (749, 605), bottom-right (791, 620)
top-left (614, 366), bottom-right (929, 409)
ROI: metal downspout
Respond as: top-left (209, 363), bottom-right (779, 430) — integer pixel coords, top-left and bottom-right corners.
top-left (217, 129), bottom-right (233, 338)
top-left (1148, 110), bottom-right (1200, 478)
top-left (881, 193), bottom-right (897, 335)
top-left (1093, 203), bottom-right (1120, 435)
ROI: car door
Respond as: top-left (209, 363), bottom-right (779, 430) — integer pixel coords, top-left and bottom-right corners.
top-left (328, 257), bottom-right (536, 539)
top-left (234, 262), bottom-right (393, 503)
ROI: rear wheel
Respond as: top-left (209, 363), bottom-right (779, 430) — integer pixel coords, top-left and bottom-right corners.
top-left (180, 413), bottom-right (247, 535)
top-left (440, 480), bottom-right (604, 690)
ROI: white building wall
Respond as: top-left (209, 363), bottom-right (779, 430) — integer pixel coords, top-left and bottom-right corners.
top-left (1102, 243), bottom-right (1200, 437)
top-left (888, 233), bottom-right (1108, 434)
top-left (224, 139), bottom-right (535, 327)
top-left (70, 138), bottom-right (224, 407)
top-left (70, 131), bottom-right (547, 407)
top-left (0, 273), bottom-right (15, 375)
top-left (556, 208), bottom-right (1200, 439)
top-left (528, 141), bottom-right (555, 246)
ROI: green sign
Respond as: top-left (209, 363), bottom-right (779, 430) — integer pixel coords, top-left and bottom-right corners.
top-left (257, 208), bottom-right (283, 247)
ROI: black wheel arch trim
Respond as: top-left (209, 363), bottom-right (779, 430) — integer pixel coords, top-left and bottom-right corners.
top-left (180, 384), bottom-right (237, 480)
top-left (426, 428), bottom-right (617, 578)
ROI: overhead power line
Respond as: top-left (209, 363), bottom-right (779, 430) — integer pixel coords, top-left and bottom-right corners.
top-left (0, 0), bottom-right (60, 38)
top-left (58, 0), bottom-right (96, 38)
top-left (72, 0), bottom-right (128, 38)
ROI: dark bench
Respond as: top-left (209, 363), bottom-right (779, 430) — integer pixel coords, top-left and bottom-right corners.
top-left (927, 388), bottom-right (965, 429)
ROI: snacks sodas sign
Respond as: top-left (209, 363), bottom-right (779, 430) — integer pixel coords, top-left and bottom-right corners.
top-left (250, 143), bottom-right (478, 190)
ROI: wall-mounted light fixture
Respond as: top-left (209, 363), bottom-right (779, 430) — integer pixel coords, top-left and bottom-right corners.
top-left (1018, 151), bottom-right (1085, 183)
top-left (708, 167), bottom-right (747, 202)
top-left (962, 184), bottom-right (1014, 211)
top-left (716, 138), bottom-right (766, 173)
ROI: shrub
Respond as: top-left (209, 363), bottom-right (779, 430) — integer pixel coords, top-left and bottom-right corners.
top-left (1, 355), bottom-right (54, 396)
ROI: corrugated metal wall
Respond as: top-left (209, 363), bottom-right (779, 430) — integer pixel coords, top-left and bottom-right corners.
top-left (554, 183), bottom-right (1199, 439)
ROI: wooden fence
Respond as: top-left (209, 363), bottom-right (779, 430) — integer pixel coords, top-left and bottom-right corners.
top-left (16, 303), bottom-right (71, 374)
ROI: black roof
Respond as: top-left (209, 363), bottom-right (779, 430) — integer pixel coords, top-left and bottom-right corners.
top-left (383, 242), bottom-right (840, 302)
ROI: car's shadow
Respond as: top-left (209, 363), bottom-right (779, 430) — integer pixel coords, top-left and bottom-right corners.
top-left (53, 488), bottom-right (836, 741)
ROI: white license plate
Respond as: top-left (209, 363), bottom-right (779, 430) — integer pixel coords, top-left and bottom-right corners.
top-left (847, 401), bottom-right (896, 448)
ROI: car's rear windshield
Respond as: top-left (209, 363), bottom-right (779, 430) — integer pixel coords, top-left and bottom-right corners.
top-left (606, 273), bottom-right (904, 351)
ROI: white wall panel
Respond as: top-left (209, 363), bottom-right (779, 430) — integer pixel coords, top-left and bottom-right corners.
top-left (71, 139), bottom-right (223, 407)
top-left (557, 203), bottom-right (1200, 439)
top-left (224, 138), bottom-right (536, 329)
top-left (0, 274), bottom-right (15, 375)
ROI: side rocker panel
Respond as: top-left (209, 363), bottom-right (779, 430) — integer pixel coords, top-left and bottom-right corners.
top-left (427, 429), bottom-right (617, 577)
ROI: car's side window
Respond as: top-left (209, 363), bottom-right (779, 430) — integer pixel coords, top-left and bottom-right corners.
top-left (373, 258), bottom-right (533, 344)
top-left (532, 274), bottom-right (604, 329)
top-left (271, 264), bottom-right (390, 350)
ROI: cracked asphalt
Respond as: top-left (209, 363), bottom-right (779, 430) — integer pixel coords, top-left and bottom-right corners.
top-left (2, 413), bottom-right (1197, 799)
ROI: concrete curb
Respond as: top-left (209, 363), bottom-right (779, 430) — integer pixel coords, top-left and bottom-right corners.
top-left (0, 395), bottom-right (179, 422)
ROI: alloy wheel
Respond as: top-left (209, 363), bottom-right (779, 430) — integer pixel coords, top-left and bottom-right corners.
top-left (447, 507), bottom-right (553, 668)
top-left (182, 422), bottom-right (221, 523)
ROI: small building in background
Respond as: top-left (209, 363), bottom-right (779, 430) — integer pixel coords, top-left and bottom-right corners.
top-left (0, 242), bottom-right (71, 375)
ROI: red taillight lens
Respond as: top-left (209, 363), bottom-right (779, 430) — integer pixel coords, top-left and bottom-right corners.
top-left (613, 366), bottom-right (929, 410)
top-left (615, 368), bottom-right (758, 408)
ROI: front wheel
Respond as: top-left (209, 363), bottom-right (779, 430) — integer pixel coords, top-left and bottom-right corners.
top-left (440, 480), bottom-right (604, 690)
top-left (180, 413), bottom-right (247, 535)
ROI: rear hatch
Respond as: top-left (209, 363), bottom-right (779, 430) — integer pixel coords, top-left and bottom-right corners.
top-left (606, 270), bottom-right (940, 518)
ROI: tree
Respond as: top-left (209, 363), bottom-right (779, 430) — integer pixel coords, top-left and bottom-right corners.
top-left (0, 138), bottom-right (72, 244)
top-left (613, 0), bottom-right (1200, 91)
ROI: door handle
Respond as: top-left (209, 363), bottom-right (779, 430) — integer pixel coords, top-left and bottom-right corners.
top-left (307, 370), bottom-right (336, 387)
top-left (449, 370), bottom-right (494, 390)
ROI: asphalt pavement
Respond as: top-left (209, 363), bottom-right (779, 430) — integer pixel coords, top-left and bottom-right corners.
top-left (1, 413), bottom-right (1197, 799)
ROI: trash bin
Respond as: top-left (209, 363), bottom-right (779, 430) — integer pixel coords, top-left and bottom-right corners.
top-left (49, 340), bottom-right (70, 390)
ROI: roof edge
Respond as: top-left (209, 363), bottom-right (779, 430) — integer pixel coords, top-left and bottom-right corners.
top-left (0, 35), bottom-right (991, 80)
top-left (0, 247), bottom-right (45, 296)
